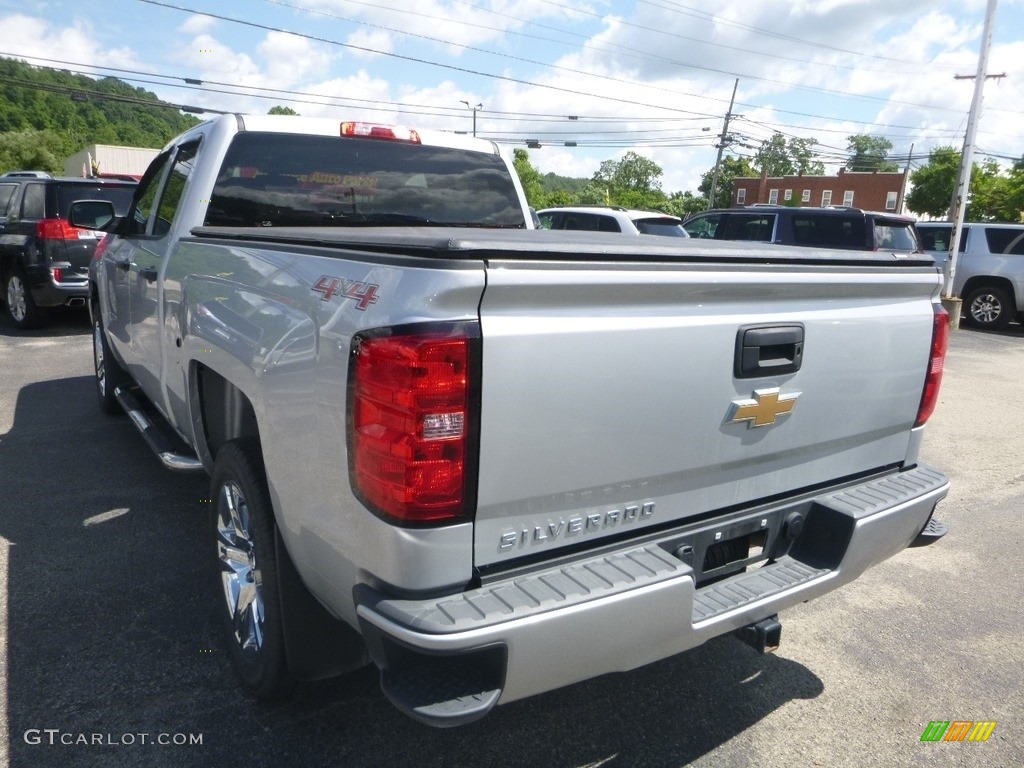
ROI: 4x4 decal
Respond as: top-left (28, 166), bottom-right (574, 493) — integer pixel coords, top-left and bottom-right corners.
top-left (312, 275), bottom-right (380, 310)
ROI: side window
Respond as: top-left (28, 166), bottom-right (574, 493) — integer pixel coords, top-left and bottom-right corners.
top-left (152, 141), bottom-right (200, 238)
top-left (0, 183), bottom-right (17, 216)
top-left (562, 213), bottom-right (599, 231)
top-left (125, 151), bottom-right (174, 236)
top-left (597, 215), bottom-right (621, 233)
top-left (721, 214), bottom-right (775, 241)
top-left (984, 227), bottom-right (1024, 255)
top-left (538, 213), bottom-right (555, 230)
top-left (21, 183), bottom-right (45, 219)
top-left (918, 226), bottom-right (952, 251)
top-left (683, 213), bottom-right (720, 239)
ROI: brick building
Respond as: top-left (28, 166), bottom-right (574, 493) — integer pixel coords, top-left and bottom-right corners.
top-left (731, 168), bottom-right (908, 212)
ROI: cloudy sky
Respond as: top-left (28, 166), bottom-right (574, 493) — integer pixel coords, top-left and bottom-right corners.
top-left (1, 0), bottom-right (1022, 193)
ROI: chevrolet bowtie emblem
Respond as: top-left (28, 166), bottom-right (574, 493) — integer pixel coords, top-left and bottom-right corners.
top-left (728, 387), bottom-right (800, 428)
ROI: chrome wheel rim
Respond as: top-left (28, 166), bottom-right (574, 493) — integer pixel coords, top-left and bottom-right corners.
top-left (93, 322), bottom-right (107, 397)
top-left (969, 294), bottom-right (1001, 325)
top-left (6, 275), bottom-right (26, 322)
top-left (216, 481), bottom-right (264, 655)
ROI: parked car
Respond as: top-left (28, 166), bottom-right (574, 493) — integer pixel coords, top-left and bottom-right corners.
top-left (916, 221), bottom-right (1024, 330)
top-left (538, 206), bottom-right (689, 237)
top-left (0, 173), bottom-right (136, 328)
top-left (682, 206), bottom-right (920, 254)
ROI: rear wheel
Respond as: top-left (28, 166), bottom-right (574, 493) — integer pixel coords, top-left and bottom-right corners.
top-left (211, 439), bottom-right (293, 699)
top-left (963, 285), bottom-right (1013, 330)
top-left (92, 313), bottom-right (129, 414)
top-left (5, 265), bottom-right (44, 329)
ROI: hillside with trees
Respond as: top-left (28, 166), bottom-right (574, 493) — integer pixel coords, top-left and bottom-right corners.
top-left (0, 57), bottom-right (200, 174)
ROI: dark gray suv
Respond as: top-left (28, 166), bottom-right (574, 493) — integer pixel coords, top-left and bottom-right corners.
top-left (0, 172), bottom-right (136, 328)
top-left (682, 206), bottom-right (920, 254)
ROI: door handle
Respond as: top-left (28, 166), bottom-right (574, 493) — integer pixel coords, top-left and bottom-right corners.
top-left (735, 324), bottom-right (804, 378)
top-left (138, 266), bottom-right (159, 282)
top-left (115, 260), bottom-right (131, 272)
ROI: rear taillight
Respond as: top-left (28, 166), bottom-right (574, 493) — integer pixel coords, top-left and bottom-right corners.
top-left (915, 304), bottom-right (949, 427)
top-left (349, 324), bottom-right (478, 524)
top-left (36, 218), bottom-right (85, 241)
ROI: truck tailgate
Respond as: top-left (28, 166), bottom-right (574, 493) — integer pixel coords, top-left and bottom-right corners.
top-left (474, 258), bottom-right (940, 567)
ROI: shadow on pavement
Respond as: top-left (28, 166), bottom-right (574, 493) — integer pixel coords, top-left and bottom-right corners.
top-left (3, 376), bottom-right (823, 768)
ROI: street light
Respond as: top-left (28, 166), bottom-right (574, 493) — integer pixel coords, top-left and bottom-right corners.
top-left (460, 100), bottom-right (482, 137)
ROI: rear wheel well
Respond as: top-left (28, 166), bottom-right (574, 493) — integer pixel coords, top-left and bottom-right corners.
top-left (193, 364), bottom-right (260, 463)
top-left (961, 276), bottom-right (1015, 305)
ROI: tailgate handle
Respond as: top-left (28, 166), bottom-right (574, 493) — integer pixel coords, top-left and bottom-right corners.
top-left (735, 324), bottom-right (804, 378)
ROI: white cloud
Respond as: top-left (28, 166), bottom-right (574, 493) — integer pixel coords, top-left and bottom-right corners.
top-left (258, 31), bottom-right (334, 84)
top-left (178, 14), bottom-right (216, 35)
top-left (345, 28), bottom-right (394, 59)
top-left (0, 14), bottom-right (139, 72)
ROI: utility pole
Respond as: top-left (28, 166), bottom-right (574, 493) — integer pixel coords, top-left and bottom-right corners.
top-left (944, 0), bottom-right (1000, 327)
top-left (898, 143), bottom-right (913, 214)
top-left (707, 78), bottom-right (738, 210)
top-left (460, 100), bottom-right (482, 137)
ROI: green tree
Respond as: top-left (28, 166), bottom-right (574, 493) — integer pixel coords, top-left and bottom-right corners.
top-left (1006, 156), bottom-right (1024, 222)
top-left (846, 134), bottom-right (898, 172)
top-left (268, 105), bottom-right (299, 115)
top-left (662, 190), bottom-right (707, 218)
top-left (512, 148), bottom-right (545, 208)
top-left (905, 147), bottom-right (1012, 221)
top-left (699, 155), bottom-right (756, 209)
top-left (0, 57), bottom-right (199, 166)
top-left (755, 133), bottom-right (794, 176)
top-left (789, 137), bottom-right (825, 175)
top-left (592, 151), bottom-right (666, 208)
top-left (0, 129), bottom-right (66, 173)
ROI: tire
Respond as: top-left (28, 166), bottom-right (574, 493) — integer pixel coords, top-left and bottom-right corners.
top-left (92, 313), bottom-right (129, 414)
top-left (963, 285), bottom-right (1013, 330)
top-left (4, 264), bottom-right (45, 330)
top-left (211, 439), bottom-right (294, 699)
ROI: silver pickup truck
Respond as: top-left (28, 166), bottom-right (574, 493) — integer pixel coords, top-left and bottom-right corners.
top-left (90, 114), bottom-right (950, 727)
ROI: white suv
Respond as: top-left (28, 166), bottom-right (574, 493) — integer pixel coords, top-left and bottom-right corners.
top-left (916, 222), bottom-right (1024, 330)
top-left (537, 206), bottom-right (689, 237)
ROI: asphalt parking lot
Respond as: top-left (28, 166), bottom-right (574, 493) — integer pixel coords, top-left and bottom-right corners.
top-left (0, 308), bottom-right (1022, 768)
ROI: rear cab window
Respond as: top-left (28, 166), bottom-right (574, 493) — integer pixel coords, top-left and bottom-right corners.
top-left (205, 133), bottom-right (527, 228)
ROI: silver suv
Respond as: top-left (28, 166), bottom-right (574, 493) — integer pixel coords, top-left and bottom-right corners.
top-left (537, 206), bottom-right (689, 237)
top-left (916, 222), bottom-right (1024, 330)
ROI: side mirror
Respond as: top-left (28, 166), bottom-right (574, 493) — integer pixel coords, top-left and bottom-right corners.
top-left (69, 199), bottom-right (117, 230)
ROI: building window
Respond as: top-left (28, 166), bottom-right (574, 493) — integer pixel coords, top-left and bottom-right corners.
top-left (821, 190), bottom-right (832, 206)
top-left (784, 189), bottom-right (793, 201)
top-left (737, 188), bottom-right (746, 205)
top-left (885, 191), bottom-right (898, 210)
top-left (768, 188), bottom-right (779, 204)
top-left (802, 189), bottom-right (811, 202)
top-left (842, 190), bottom-right (854, 207)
